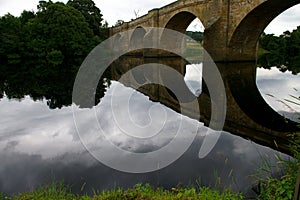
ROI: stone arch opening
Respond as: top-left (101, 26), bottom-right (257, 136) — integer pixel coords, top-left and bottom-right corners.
top-left (160, 11), bottom-right (198, 51)
top-left (256, 4), bottom-right (300, 122)
top-left (113, 33), bottom-right (121, 48)
top-left (129, 26), bottom-right (146, 50)
top-left (164, 11), bottom-right (197, 34)
top-left (184, 18), bottom-right (205, 97)
top-left (160, 11), bottom-right (206, 100)
top-left (228, 0), bottom-right (300, 61)
top-left (227, 2), bottom-right (300, 132)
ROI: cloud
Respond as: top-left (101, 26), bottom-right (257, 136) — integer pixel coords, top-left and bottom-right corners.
top-left (264, 4), bottom-right (300, 35)
top-left (0, 130), bottom-right (287, 197)
top-left (0, 81), bottom-right (291, 198)
top-left (100, 0), bottom-right (175, 25)
top-left (0, 96), bottom-right (83, 158)
top-left (257, 67), bottom-right (300, 114)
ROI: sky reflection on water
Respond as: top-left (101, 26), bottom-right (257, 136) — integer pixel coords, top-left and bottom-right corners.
top-left (257, 67), bottom-right (300, 121)
top-left (0, 67), bottom-right (298, 197)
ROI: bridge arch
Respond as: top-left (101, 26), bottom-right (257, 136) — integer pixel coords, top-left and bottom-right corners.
top-left (226, 1), bottom-right (300, 132)
top-left (160, 11), bottom-right (205, 54)
top-left (113, 33), bottom-right (121, 47)
top-left (163, 11), bottom-right (197, 34)
top-left (130, 26), bottom-right (147, 50)
top-left (229, 0), bottom-right (300, 61)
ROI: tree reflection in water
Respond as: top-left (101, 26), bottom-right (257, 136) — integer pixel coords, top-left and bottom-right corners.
top-left (0, 59), bottom-right (110, 109)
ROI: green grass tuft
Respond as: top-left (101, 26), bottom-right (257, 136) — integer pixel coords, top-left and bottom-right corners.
top-left (254, 94), bottom-right (300, 200)
top-left (0, 182), bottom-right (244, 200)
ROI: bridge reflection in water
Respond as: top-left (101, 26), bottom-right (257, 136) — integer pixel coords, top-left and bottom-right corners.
top-left (110, 56), bottom-right (299, 155)
top-left (107, 0), bottom-right (300, 155)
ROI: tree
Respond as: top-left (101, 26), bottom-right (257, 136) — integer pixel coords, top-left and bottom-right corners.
top-left (115, 20), bottom-right (124, 26)
top-left (133, 9), bottom-right (140, 19)
top-left (25, 1), bottom-right (95, 59)
top-left (0, 14), bottom-right (22, 60)
top-left (185, 31), bottom-right (203, 43)
top-left (20, 10), bottom-right (36, 24)
top-left (67, 0), bottom-right (103, 35)
top-left (102, 20), bottom-right (109, 28)
top-left (286, 26), bottom-right (300, 74)
top-left (258, 28), bottom-right (300, 74)
top-left (0, 0), bottom-right (110, 108)
top-left (37, 0), bottom-right (53, 12)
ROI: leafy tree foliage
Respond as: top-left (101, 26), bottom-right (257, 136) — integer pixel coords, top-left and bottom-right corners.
top-left (37, 0), bottom-right (54, 12)
top-left (258, 26), bottom-right (300, 74)
top-left (30, 1), bottom-right (95, 58)
top-left (20, 10), bottom-right (35, 24)
top-left (185, 31), bottom-right (203, 43)
top-left (0, 59), bottom-right (110, 109)
top-left (0, 0), bottom-right (110, 108)
top-left (114, 20), bottom-right (124, 26)
top-left (67, 0), bottom-right (103, 35)
top-left (0, 0), bottom-right (107, 61)
top-left (0, 14), bottom-right (22, 60)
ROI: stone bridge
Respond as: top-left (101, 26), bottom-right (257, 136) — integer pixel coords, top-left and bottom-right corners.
top-left (110, 0), bottom-right (300, 61)
top-left (108, 0), bottom-right (300, 154)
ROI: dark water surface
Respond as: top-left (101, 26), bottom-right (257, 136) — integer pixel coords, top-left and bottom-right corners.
top-left (0, 59), bottom-right (299, 198)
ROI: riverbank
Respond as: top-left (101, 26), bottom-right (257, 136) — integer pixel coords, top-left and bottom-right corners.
top-left (0, 182), bottom-right (243, 200)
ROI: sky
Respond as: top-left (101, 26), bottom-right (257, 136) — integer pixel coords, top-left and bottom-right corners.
top-left (0, 0), bottom-right (300, 35)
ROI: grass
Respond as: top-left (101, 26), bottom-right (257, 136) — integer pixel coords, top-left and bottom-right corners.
top-left (253, 133), bottom-right (300, 200)
top-left (253, 95), bottom-right (300, 200)
top-left (185, 41), bottom-right (203, 63)
top-left (0, 182), bottom-right (244, 200)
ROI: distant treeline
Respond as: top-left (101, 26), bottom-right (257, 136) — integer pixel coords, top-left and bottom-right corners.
top-left (0, 0), bottom-right (108, 64)
top-left (185, 31), bottom-right (203, 43)
top-left (258, 26), bottom-right (300, 74)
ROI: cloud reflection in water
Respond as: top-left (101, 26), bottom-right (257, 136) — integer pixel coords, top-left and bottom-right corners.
top-left (0, 74), bottom-right (292, 197)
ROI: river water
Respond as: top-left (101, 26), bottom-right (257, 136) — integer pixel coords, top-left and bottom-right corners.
top-left (0, 62), bottom-right (299, 198)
